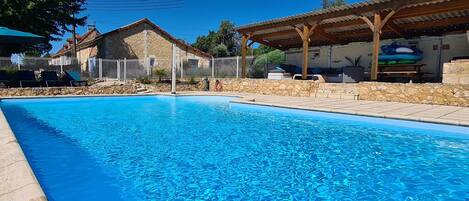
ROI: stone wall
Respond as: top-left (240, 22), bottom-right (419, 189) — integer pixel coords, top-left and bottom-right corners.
top-left (0, 83), bottom-right (204, 97)
top-left (443, 60), bottom-right (469, 84)
top-left (144, 83), bottom-right (203, 92)
top-left (0, 85), bottom-right (139, 97)
top-left (210, 79), bottom-right (469, 107)
top-left (357, 83), bottom-right (469, 106)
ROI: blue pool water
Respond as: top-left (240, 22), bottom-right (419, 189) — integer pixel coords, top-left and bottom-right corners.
top-left (1, 96), bottom-right (468, 200)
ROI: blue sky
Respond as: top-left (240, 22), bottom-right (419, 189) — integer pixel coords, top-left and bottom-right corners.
top-left (51, 0), bottom-right (361, 53)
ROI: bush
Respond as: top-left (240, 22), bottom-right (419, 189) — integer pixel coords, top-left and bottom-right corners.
top-left (153, 68), bottom-right (168, 82)
top-left (137, 76), bottom-right (151, 84)
top-left (188, 76), bottom-right (197, 85)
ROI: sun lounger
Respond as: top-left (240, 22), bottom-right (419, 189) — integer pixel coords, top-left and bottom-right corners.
top-left (18, 70), bottom-right (41, 88)
top-left (65, 71), bottom-right (87, 86)
top-left (41, 71), bottom-right (67, 87)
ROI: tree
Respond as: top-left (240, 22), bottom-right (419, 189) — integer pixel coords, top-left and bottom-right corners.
top-left (217, 21), bottom-right (240, 56)
top-left (192, 20), bottom-right (241, 57)
top-left (322, 0), bottom-right (330, 9)
top-left (330, 0), bottom-right (346, 7)
top-left (322, 0), bottom-right (346, 8)
top-left (211, 44), bottom-right (230, 57)
top-left (253, 44), bottom-right (277, 56)
top-left (253, 50), bottom-right (286, 67)
top-left (0, 0), bottom-right (87, 57)
top-left (192, 31), bottom-right (219, 54)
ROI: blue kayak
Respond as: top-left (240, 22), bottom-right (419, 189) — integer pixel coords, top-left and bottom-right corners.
top-left (379, 54), bottom-right (423, 61)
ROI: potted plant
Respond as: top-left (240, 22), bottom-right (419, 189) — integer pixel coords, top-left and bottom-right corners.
top-left (342, 55), bottom-right (365, 83)
top-left (345, 55), bottom-right (362, 67)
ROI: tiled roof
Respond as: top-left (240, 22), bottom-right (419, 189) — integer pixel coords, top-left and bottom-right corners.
top-left (99, 18), bottom-right (212, 58)
top-left (53, 19), bottom-right (211, 58)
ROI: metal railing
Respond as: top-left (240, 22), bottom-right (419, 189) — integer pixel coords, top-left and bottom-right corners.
top-left (0, 56), bottom-right (80, 73)
top-left (0, 54), bottom-right (287, 81)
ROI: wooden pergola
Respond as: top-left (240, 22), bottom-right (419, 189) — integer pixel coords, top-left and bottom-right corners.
top-left (236, 0), bottom-right (469, 80)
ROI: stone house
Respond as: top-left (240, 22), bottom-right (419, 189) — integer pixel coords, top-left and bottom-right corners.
top-left (51, 18), bottom-right (211, 74)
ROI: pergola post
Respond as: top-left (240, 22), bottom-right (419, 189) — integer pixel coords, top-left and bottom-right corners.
top-left (241, 33), bottom-right (252, 78)
top-left (360, 10), bottom-right (398, 81)
top-left (371, 13), bottom-right (382, 81)
top-left (293, 23), bottom-right (318, 80)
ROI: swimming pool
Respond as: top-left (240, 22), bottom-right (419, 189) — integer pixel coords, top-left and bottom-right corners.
top-left (1, 96), bottom-right (468, 200)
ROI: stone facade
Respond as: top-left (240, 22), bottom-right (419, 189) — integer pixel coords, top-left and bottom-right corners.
top-left (98, 20), bottom-right (211, 71)
top-left (210, 78), bottom-right (469, 107)
top-left (54, 19), bottom-right (211, 72)
top-left (443, 60), bottom-right (469, 84)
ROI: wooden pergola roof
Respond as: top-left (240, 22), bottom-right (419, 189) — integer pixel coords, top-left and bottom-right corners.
top-left (236, 0), bottom-right (469, 50)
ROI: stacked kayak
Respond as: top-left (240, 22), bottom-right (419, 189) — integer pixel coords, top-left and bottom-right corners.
top-left (378, 42), bottom-right (423, 65)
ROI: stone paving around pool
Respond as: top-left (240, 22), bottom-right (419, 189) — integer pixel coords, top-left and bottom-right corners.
top-left (0, 110), bottom-right (46, 201)
top-left (170, 91), bottom-right (469, 127)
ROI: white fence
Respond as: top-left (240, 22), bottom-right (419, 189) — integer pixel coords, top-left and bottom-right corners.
top-left (88, 58), bottom-right (171, 80)
top-left (0, 54), bottom-right (286, 81)
top-left (210, 55), bottom-right (283, 79)
top-left (0, 56), bottom-right (80, 73)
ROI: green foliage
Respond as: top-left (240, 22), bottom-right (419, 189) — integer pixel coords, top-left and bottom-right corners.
top-left (254, 50), bottom-right (286, 66)
top-left (345, 55), bottom-right (362, 66)
top-left (0, 0), bottom-right (87, 56)
top-left (253, 44), bottom-right (277, 56)
top-left (137, 77), bottom-right (151, 84)
top-left (188, 76), bottom-right (198, 85)
top-left (192, 21), bottom-right (241, 57)
top-left (248, 50), bottom-right (286, 79)
top-left (322, 0), bottom-right (346, 8)
top-left (218, 21), bottom-right (239, 55)
top-left (212, 44), bottom-right (230, 57)
top-left (249, 66), bottom-right (265, 78)
top-left (153, 68), bottom-right (168, 82)
top-left (193, 31), bottom-right (218, 54)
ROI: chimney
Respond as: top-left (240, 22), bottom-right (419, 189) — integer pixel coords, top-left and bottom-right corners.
top-left (87, 23), bottom-right (96, 31)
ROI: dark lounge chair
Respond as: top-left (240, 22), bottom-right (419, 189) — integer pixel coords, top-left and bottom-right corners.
top-left (41, 71), bottom-right (67, 87)
top-left (65, 71), bottom-right (87, 86)
top-left (0, 70), bottom-right (10, 88)
top-left (18, 70), bottom-right (41, 88)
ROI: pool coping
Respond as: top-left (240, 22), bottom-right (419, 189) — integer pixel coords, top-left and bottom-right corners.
top-left (230, 99), bottom-right (469, 127)
top-left (0, 109), bottom-right (47, 201)
top-left (3, 92), bottom-right (467, 127)
top-left (164, 91), bottom-right (469, 127)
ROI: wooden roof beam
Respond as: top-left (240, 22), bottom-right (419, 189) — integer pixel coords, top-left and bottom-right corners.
top-left (404, 15), bottom-right (469, 30)
top-left (237, 0), bottom-right (442, 33)
top-left (238, 0), bottom-right (469, 32)
top-left (393, 0), bottom-right (469, 19)
top-left (251, 30), bottom-right (297, 41)
top-left (249, 0), bottom-right (469, 42)
top-left (313, 28), bottom-right (344, 44)
top-left (386, 22), bottom-right (407, 38)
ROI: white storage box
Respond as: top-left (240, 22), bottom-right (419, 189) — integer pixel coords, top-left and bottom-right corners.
top-left (268, 73), bottom-right (292, 80)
